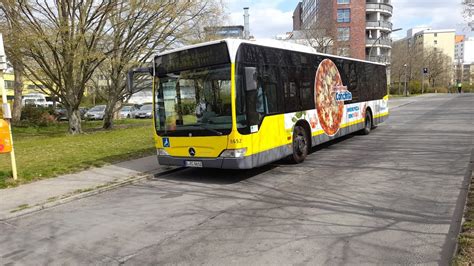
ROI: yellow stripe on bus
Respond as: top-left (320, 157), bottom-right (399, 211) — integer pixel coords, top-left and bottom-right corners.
top-left (374, 111), bottom-right (389, 119)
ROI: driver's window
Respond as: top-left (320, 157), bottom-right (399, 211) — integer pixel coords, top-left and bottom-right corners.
top-left (256, 81), bottom-right (268, 114)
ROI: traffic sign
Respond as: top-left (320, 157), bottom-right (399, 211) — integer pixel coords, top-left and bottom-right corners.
top-left (0, 119), bottom-right (12, 153)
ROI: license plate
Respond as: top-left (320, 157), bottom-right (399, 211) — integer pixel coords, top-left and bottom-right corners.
top-left (185, 161), bottom-right (203, 168)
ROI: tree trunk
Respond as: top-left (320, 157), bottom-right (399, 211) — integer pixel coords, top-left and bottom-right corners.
top-left (11, 60), bottom-right (24, 123)
top-left (67, 108), bottom-right (82, 134)
top-left (397, 73), bottom-right (402, 95)
top-left (103, 96), bottom-right (118, 130)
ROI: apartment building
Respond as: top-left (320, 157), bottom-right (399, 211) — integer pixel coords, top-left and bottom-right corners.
top-left (292, 0), bottom-right (393, 62)
top-left (455, 36), bottom-right (474, 64)
top-left (455, 36), bottom-right (474, 84)
top-left (392, 28), bottom-right (456, 86)
top-left (415, 29), bottom-right (455, 61)
top-left (393, 28), bottom-right (455, 59)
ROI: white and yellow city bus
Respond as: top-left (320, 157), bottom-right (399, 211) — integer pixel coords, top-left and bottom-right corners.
top-left (128, 39), bottom-right (388, 169)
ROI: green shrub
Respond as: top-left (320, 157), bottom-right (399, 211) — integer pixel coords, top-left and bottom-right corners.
top-left (461, 83), bottom-right (474, 93)
top-left (407, 80), bottom-right (422, 94)
top-left (389, 83), bottom-right (404, 95)
top-left (175, 102), bottom-right (197, 115)
top-left (20, 106), bottom-right (57, 127)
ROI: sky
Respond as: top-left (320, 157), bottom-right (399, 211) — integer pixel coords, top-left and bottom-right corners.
top-left (224, 0), bottom-right (471, 40)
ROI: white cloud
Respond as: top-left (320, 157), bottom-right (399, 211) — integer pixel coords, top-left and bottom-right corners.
top-left (223, 0), bottom-right (471, 40)
top-left (391, 0), bottom-right (469, 39)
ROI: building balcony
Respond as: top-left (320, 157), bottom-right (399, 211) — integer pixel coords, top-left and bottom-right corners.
top-left (366, 38), bottom-right (392, 48)
top-left (366, 21), bottom-right (392, 31)
top-left (366, 2), bottom-right (393, 16)
top-left (366, 55), bottom-right (391, 64)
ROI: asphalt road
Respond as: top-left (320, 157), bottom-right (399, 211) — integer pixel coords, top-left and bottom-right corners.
top-left (1, 94), bottom-right (473, 265)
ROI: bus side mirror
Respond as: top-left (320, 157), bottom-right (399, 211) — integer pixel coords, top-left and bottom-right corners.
top-left (244, 67), bottom-right (257, 91)
top-left (127, 67), bottom-right (153, 94)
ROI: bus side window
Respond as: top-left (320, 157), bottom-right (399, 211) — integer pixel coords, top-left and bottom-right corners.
top-left (264, 83), bottom-right (278, 114)
top-left (284, 81), bottom-right (300, 113)
top-left (299, 67), bottom-right (314, 110)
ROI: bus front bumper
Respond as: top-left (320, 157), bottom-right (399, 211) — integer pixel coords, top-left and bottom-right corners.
top-left (157, 155), bottom-right (253, 169)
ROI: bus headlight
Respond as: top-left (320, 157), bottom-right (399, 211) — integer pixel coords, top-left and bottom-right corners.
top-left (220, 148), bottom-right (247, 158)
top-left (157, 148), bottom-right (169, 156)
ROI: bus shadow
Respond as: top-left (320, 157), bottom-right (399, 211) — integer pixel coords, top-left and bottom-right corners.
top-left (151, 133), bottom-right (357, 185)
top-left (274, 133), bottom-right (356, 166)
top-left (151, 164), bottom-right (277, 185)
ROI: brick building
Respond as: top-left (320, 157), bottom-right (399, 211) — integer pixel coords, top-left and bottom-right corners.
top-left (292, 0), bottom-right (394, 63)
top-left (293, 2), bottom-right (303, 31)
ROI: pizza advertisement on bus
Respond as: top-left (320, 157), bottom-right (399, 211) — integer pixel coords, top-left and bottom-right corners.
top-left (314, 59), bottom-right (351, 136)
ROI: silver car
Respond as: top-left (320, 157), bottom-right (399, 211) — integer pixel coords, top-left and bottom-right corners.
top-left (119, 105), bottom-right (138, 119)
top-left (85, 105), bottom-right (106, 120)
top-left (134, 104), bottom-right (153, 119)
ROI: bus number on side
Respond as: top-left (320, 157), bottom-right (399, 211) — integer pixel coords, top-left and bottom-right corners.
top-left (230, 139), bottom-right (242, 144)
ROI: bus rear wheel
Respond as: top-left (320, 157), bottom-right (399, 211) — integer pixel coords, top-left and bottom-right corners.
top-left (290, 125), bottom-right (309, 163)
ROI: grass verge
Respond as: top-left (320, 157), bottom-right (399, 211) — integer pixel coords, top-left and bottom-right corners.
top-left (453, 163), bottom-right (474, 265)
top-left (0, 119), bottom-right (155, 189)
top-left (388, 93), bottom-right (423, 99)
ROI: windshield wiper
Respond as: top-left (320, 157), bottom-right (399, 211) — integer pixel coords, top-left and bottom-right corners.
top-left (191, 124), bottom-right (223, 136)
top-left (161, 124), bottom-right (223, 136)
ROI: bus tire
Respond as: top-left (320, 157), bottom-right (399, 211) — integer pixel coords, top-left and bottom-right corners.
top-left (290, 125), bottom-right (310, 163)
top-left (361, 110), bottom-right (372, 135)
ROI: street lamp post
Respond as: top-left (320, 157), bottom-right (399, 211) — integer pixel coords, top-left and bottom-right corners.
top-left (403, 63), bottom-right (408, 96)
top-left (368, 28), bottom-right (402, 62)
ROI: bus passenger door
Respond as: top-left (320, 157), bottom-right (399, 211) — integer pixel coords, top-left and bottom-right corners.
top-left (251, 81), bottom-right (282, 166)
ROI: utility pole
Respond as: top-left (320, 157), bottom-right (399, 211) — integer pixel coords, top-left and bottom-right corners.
top-left (403, 63), bottom-right (408, 96)
top-left (422, 67), bottom-right (428, 94)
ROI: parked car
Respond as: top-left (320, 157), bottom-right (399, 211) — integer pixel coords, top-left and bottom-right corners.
top-left (55, 107), bottom-right (88, 121)
top-left (22, 93), bottom-right (54, 107)
top-left (134, 104), bottom-right (152, 119)
top-left (119, 105), bottom-right (139, 119)
top-left (54, 108), bottom-right (67, 121)
top-left (85, 105), bottom-right (106, 120)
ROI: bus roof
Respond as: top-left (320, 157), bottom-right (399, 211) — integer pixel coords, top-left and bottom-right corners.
top-left (155, 39), bottom-right (386, 67)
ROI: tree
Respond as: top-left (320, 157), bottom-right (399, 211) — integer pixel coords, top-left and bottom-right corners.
top-left (392, 38), bottom-right (453, 94)
top-left (391, 38), bottom-right (424, 94)
top-left (462, 0), bottom-right (474, 31)
top-left (188, 1), bottom-right (227, 43)
top-left (11, 0), bottom-right (115, 134)
top-left (300, 1), bottom-right (339, 54)
top-left (99, 0), bottom-right (226, 129)
top-left (302, 26), bottom-right (335, 54)
top-left (423, 47), bottom-right (452, 90)
top-left (0, 0), bottom-right (26, 123)
top-left (390, 40), bottom-right (409, 94)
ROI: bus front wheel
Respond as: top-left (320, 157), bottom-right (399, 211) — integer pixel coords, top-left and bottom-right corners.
top-left (291, 125), bottom-right (309, 163)
top-left (361, 111), bottom-right (372, 135)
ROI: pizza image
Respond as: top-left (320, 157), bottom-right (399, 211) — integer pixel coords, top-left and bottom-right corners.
top-left (314, 59), bottom-right (344, 136)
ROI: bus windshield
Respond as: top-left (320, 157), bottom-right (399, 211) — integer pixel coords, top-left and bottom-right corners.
top-left (155, 64), bottom-right (232, 136)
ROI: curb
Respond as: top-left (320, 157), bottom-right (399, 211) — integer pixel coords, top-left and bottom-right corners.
top-left (1, 166), bottom-right (182, 221)
top-left (449, 148), bottom-right (474, 262)
top-left (390, 101), bottom-right (413, 110)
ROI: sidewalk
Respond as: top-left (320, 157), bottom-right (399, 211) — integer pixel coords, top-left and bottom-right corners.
top-left (0, 155), bottom-right (174, 221)
top-left (389, 93), bottom-right (438, 109)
